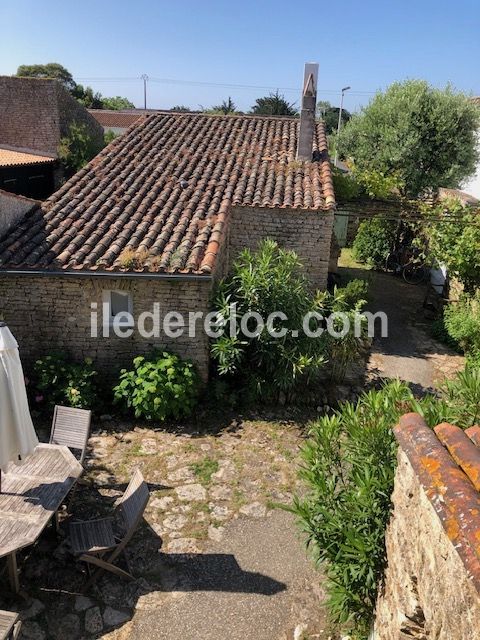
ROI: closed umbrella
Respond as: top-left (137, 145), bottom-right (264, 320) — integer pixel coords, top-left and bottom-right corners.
top-left (0, 322), bottom-right (39, 491)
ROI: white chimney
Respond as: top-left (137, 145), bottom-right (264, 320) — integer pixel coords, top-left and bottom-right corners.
top-left (297, 63), bottom-right (318, 161)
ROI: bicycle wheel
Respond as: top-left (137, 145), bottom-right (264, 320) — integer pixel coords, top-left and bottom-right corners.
top-left (403, 263), bottom-right (427, 285)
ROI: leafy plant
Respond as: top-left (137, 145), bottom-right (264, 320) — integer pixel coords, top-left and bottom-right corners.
top-left (422, 198), bottom-right (480, 290)
top-left (352, 218), bottom-right (397, 267)
top-left (59, 121), bottom-right (104, 173)
top-left (250, 91), bottom-right (297, 116)
top-left (113, 351), bottom-right (200, 421)
top-left (292, 381), bottom-right (413, 635)
top-left (338, 80), bottom-right (480, 198)
top-left (292, 367), bottom-right (480, 636)
top-left (191, 457), bottom-right (219, 485)
top-left (32, 353), bottom-right (98, 411)
top-left (210, 240), bottom-right (327, 398)
top-left (444, 291), bottom-right (480, 365)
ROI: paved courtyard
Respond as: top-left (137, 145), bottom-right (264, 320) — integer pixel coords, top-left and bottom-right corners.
top-left (2, 414), bottom-right (333, 640)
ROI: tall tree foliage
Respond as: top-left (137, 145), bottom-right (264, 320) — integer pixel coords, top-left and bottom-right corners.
top-left (317, 100), bottom-right (351, 134)
top-left (16, 63), bottom-right (134, 110)
top-left (210, 97), bottom-right (237, 114)
top-left (250, 91), bottom-right (297, 116)
top-left (338, 80), bottom-right (480, 198)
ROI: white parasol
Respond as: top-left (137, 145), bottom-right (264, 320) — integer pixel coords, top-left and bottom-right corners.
top-left (0, 323), bottom-right (39, 491)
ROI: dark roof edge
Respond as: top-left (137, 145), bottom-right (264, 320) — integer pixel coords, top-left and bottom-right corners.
top-left (0, 269), bottom-right (212, 282)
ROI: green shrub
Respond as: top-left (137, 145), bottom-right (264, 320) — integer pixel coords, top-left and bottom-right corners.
top-left (210, 241), bottom-right (368, 399)
top-left (292, 367), bottom-right (480, 636)
top-left (210, 240), bottom-right (327, 398)
top-left (422, 199), bottom-right (480, 291)
top-left (444, 291), bottom-right (480, 366)
top-left (352, 218), bottom-right (396, 267)
top-left (113, 352), bottom-right (200, 421)
top-left (32, 353), bottom-right (98, 411)
top-left (292, 381), bottom-right (412, 635)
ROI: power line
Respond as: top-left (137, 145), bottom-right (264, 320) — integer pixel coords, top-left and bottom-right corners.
top-left (74, 75), bottom-right (377, 95)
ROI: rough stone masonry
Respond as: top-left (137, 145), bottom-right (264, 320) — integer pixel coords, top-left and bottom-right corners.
top-left (375, 414), bottom-right (480, 639)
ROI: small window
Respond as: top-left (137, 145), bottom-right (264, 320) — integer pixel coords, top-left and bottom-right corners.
top-left (102, 290), bottom-right (133, 327)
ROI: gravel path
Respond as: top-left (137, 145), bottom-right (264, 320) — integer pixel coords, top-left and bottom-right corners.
top-left (124, 510), bottom-right (328, 640)
top-left (341, 268), bottom-right (464, 393)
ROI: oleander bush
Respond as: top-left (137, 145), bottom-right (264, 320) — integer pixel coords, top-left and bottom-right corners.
top-left (292, 367), bottom-right (480, 637)
top-left (210, 240), bottom-right (368, 399)
top-left (113, 351), bottom-right (200, 421)
top-left (443, 291), bottom-right (480, 368)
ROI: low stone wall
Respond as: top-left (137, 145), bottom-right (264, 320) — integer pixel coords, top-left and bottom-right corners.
top-left (375, 414), bottom-right (480, 639)
top-left (228, 206), bottom-right (334, 289)
top-left (0, 274), bottom-right (213, 381)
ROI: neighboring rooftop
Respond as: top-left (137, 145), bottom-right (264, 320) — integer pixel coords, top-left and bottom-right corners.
top-left (396, 414), bottom-right (480, 589)
top-left (87, 109), bottom-right (144, 129)
top-left (0, 112), bottom-right (335, 275)
top-left (0, 147), bottom-right (57, 167)
top-left (438, 187), bottom-right (480, 206)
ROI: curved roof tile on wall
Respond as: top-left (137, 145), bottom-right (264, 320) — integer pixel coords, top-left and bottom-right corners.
top-left (0, 112), bottom-right (335, 275)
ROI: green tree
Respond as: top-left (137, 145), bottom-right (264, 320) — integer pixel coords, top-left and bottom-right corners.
top-left (104, 130), bottom-right (117, 145)
top-left (338, 80), bottom-right (480, 198)
top-left (17, 62), bottom-right (76, 92)
top-left (211, 97), bottom-right (237, 114)
top-left (101, 96), bottom-right (135, 110)
top-left (72, 84), bottom-right (104, 109)
top-left (422, 198), bottom-right (480, 290)
top-left (317, 100), bottom-right (351, 134)
top-left (16, 62), bottom-right (133, 111)
top-left (58, 122), bottom-right (104, 175)
top-left (171, 105), bottom-right (192, 112)
top-left (250, 91), bottom-right (297, 116)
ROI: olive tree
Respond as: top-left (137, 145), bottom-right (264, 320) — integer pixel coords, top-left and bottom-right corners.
top-left (338, 80), bottom-right (480, 198)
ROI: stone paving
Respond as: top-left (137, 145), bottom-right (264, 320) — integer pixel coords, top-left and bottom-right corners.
top-left (0, 412), bottom-right (336, 640)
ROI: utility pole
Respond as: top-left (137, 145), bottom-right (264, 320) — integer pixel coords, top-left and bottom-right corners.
top-left (334, 85), bottom-right (351, 167)
top-left (141, 74), bottom-right (149, 110)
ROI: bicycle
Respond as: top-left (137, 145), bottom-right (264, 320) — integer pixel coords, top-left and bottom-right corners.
top-left (385, 247), bottom-right (429, 285)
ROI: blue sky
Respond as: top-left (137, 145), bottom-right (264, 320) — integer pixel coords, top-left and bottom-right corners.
top-left (1, 0), bottom-right (479, 113)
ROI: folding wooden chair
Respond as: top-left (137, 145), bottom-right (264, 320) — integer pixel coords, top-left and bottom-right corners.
top-left (50, 405), bottom-right (92, 464)
top-left (69, 469), bottom-right (150, 590)
top-left (0, 611), bottom-right (21, 640)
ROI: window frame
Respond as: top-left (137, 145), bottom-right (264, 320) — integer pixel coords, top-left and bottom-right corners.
top-left (102, 289), bottom-right (134, 328)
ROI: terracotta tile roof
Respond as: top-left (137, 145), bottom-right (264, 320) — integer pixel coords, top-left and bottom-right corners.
top-left (0, 112), bottom-right (335, 275)
top-left (87, 110), bottom-right (144, 129)
top-left (0, 147), bottom-right (56, 167)
top-left (395, 413), bottom-right (480, 590)
top-left (438, 187), bottom-right (480, 206)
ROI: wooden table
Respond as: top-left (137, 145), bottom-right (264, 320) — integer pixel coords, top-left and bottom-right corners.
top-left (0, 444), bottom-right (83, 593)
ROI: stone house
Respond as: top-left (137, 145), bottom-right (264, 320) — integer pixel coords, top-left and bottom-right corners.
top-left (0, 76), bottom-right (104, 199)
top-left (0, 66), bottom-right (335, 381)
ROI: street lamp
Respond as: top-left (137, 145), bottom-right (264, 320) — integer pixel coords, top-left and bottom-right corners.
top-left (334, 85), bottom-right (351, 167)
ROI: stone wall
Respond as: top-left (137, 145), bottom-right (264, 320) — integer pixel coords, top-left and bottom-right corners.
top-left (0, 189), bottom-right (38, 236)
top-left (0, 76), bottom-right (104, 156)
top-left (0, 274), bottom-right (213, 381)
top-left (375, 414), bottom-right (480, 639)
top-left (227, 206), bottom-right (334, 289)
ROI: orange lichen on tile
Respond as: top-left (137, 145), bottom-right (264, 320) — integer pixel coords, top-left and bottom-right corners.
top-left (466, 426), bottom-right (480, 449)
top-left (395, 413), bottom-right (480, 590)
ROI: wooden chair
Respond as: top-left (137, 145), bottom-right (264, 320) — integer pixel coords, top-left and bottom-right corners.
top-left (0, 611), bottom-right (21, 640)
top-left (50, 405), bottom-right (92, 464)
top-left (69, 469), bottom-right (150, 590)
